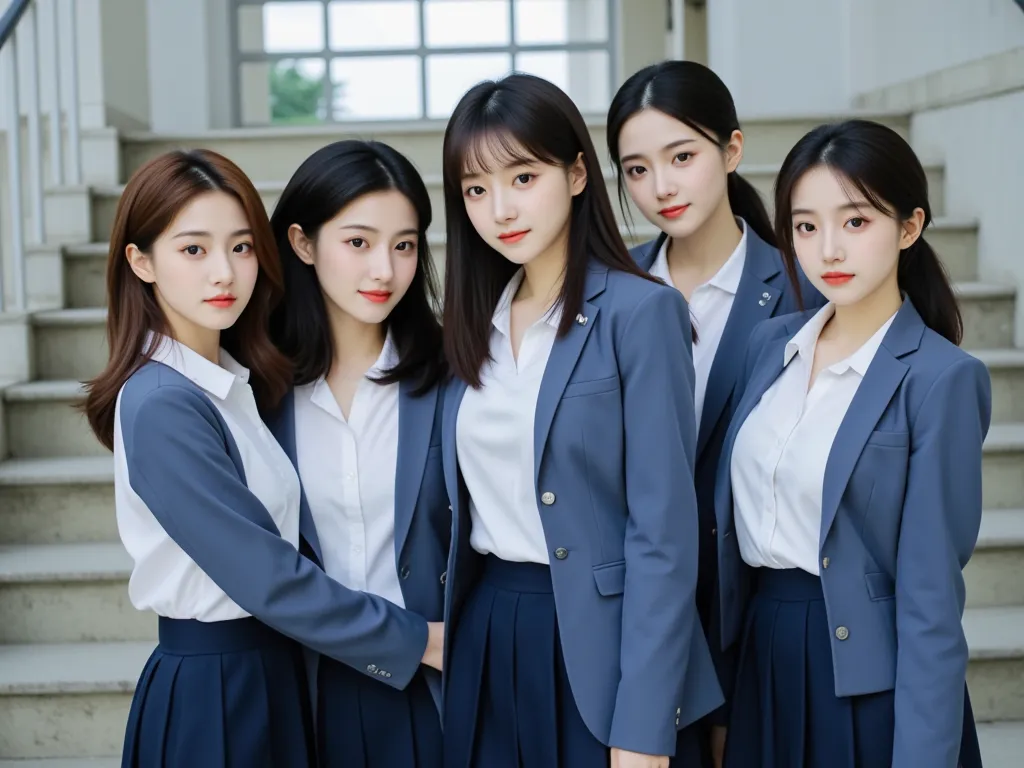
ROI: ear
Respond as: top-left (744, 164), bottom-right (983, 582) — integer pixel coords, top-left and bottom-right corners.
top-left (724, 129), bottom-right (744, 174)
top-left (569, 152), bottom-right (588, 197)
top-left (899, 207), bottom-right (926, 250)
top-left (288, 224), bottom-right (316, 266)
top-left (126, 244), bottom-right (156, 284)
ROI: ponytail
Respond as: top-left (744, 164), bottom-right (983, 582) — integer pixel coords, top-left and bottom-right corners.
top-left (727, 172), bottom-right (776, 247)
top-left (897, 236), bottom-right (962, 345)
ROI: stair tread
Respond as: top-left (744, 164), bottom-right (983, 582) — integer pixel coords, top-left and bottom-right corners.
top-left (978, 722), bottom-right (1024, 765)
top-left (977, 509), bottom-right (1024, 549)
top-left (0, 542), bottom-right (131, 583)
top-left (986, 423), bottom-right (1024, 451)
top-left (971, 348), bottom-right (1024, 367)
top-left (0, 760), bottom-right (120, 768)
top-left (0, 641), bottom-right (153, 694)
top-left (4, 379), bottom-right (86, 401)
top-left (964, 606), bottom-right (1024, 659)
top-left (956, 282), bottom-right (1018, 299)
top-left (0, 456), bottom-right (113, 486)
top-left (31, 307), bottom-right (107, 325)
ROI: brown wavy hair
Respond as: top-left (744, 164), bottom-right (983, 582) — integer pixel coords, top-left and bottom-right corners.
top-left (83, 149), bottom-right (291, 450)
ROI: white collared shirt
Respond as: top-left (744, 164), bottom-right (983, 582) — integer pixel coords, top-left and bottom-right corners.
top-left (292, 335), bottom-right (406, 609)
top-left (730, 304), bottom-right (897, 575)
top-left (456, 269), bottom-right (560, 564)
top-left (651, 220), bottom-right (747, 434)
top-left (114, 334), bottom-right (302, 620)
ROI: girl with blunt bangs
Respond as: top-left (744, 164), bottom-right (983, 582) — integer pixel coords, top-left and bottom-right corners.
top-left (440, 73), bottom-right (722, 768)
top-left (715, 119), bottom-right (989, 768)
top-left (264, 139), bottom-right (449, 768)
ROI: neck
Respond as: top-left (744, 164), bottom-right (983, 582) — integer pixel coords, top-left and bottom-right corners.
top-left (326, 301), bottom-right (386, 378)
top-left (519, 226), bottom-right (569, 307)
top-left (667, 197), bottom-right (742, 279)
top-left (829, 274), bottom-right (902, 345)
top-left (161, 299), bottom-right (221, 364)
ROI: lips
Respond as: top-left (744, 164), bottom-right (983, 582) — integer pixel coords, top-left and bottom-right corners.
top-left (822, 272), bottom-right (854, 286)
top-left (204, 295), bottom-right (236, 309)
top-left (498, 230), bottom-right (530, 244)
top-left (359, 290), bottom-right (392, 304)
top-left (659, 205), bottom-right (690, 220)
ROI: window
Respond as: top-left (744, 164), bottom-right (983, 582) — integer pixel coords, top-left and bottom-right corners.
top-left (231, 0), bottom-right (616, 125)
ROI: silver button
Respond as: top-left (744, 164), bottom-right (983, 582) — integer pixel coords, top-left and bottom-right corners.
top-left (367, 664), bottom-right (378, 673)
top-left (575, 314), bottom-right (588, 326)
top-left (541, 491), bottom-right (556, 506)
top-left (758, 299), bottom-right (767, 306)
top-left (400, 566), bottom-right (411, 580)
top-left (448, 505), bottom-right (452, 511)
top-left (762, 291), bottom-right (771, 300)
top-left (822, 556), bottom-right (830, 569)
top-left (554, 547), bottom-right (568, 560)
top-left (440, 571), bottom-right (447, 585)
top-left (835, 626), bottom-right (849, 641)
top-left (383, 671), bottom-right (392, 678)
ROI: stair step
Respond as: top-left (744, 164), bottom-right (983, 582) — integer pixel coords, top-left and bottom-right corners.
top-left (965, 606), bottom-right (1024, 722)
top-left (0, 642), bottom-right (150, 759)
top-left (984, 424), bottom-right (1024, 510)
top-left (968, 510), bottom-right (1024, 607)
top-left (0, 457), bottom-right (116, 546)
top-left (978, 722), bottom-right (1024, 767)
top-left (0, 760), bottom-right (120, 767)
top-left (2, 382), bottom-right (99, 460)
top-left (30, 310), bottom-right (107, 382)
top-left (972, 349), bottom-right (1024, 422)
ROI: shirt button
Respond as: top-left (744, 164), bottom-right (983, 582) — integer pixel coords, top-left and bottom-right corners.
top-left (835, 626), bottom-right (850, 641)
top-left (822, 556), bottom-right (830, 569)
top-left (541, 492), bottom-right (556, 506)
top-left (554, 547), bottom-right (568, 560)
top-left (400, 566), bottom-right (411, 580)
top-left (711, 527), bottom-right (717, 536)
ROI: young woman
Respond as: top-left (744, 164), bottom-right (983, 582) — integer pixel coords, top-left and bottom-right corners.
top-left (714, 119), bottom-right (989, 768)
top-left (83, 150), bottom-right (441, 768)
top-left (265, 140), bottom-right (449, 768)
top-left (607, 65), bottom-right (825, 746)
top-left (439, 73), bottom-right (723, 768)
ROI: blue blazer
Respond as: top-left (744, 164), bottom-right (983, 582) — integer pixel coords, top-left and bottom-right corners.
top-left (715, 298), bottom-right (992, 767)
top-left (265, 379), bottom-right (450, 711)
top-left (442, 263), bottom-right (724, 757)
top-left (631, 225), bottom-right (825, 701)
top-left (118, 362), bottom-right (439, 703)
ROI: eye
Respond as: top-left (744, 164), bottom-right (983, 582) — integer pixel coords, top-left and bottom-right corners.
top-left (464, 186), bottom-right (485, 198)
top-left (233, 242), bottom-right (253, 255)
top-left (795, 222), bottom-right (816, 234)
top-left (846, 217), bottom-right (866, 229)
top-left (514, 173), bottom-right (535, 185)
top-left (625, 166), bottom-right (646, 178)
top-left (674, 152), bottom-right (693, 163)
top-left (395, 240), bottom-right (417, 253)
top-left (348, 237), bottom-right (366, 248)
top-left (183, 244), bottom-right (204, 256)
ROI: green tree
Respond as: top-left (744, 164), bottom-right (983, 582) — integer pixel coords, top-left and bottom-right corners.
top-left (270, 62), bottom-right (323, 124)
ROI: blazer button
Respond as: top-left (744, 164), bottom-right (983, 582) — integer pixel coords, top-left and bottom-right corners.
top-left (440, 571), bottom-right (447, 585)
top-left (554, 547), bottom-right (569, 560)
top-left (835, 626), bottom-right (850, 641)
top-left (400, 566), bottom-right (411, 580)
top-left (367, 664), bottom-right (378, 673)
top-left (822, 556), bottom-right (830, 569)
top-left (541, 491), bottom-right (556, 506)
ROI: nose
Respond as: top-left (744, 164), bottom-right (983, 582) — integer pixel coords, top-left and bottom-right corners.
top-left (653, 167), bottom-right (678, 200)
top-left (820, 226), bottom-right (845, 263)
top-left (367, 244), bottom-right (395, 283)
top-left (491, 187), bottom-right (517, 224)
top-left (209, 248), bottom-right (235, 287)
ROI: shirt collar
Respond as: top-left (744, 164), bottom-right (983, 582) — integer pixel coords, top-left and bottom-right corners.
top-left (308, 330), bottom-right (398, 419)
top-left (492, 268), bottom-right (562, 338)
top-left (783, 304), bottom-right (899, 376)
top-left (652, 218), bottom-right (748, 295)
top-left (147, 332), bottom-right (247, 401)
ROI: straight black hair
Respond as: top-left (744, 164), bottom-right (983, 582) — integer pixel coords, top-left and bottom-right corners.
top-left (774, 119), bottom-right (962, 345)
top-left (442, 72), bottom-right (661, 387)
top-left (269, 139), bottom-right (446, 393)
top-left (606, 60), bottom-right (775, 246)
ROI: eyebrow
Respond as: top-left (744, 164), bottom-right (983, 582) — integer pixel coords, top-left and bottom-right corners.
top-left (173, 229), bottom-right (252, 239)
top-left (462, 158), bottom-right (537, 181)
top-left (341, 224), bottom-right (418, 237)
top-left (619, 138), bottom-right (696, 165)
top-left (791, 202), bottom-right (871, 216)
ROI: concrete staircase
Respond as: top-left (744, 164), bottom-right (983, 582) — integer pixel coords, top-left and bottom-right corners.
top-left (0, 116), bottom-right (1022, 765)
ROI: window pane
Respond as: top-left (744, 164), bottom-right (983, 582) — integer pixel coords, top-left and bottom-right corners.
top-left (514, 0), bottom-right (608, 44)
top-left (515, 50), bottom-right (609, 113)
top-left (270, 59), bottom-right (327, 125)
top-left (237, 5), bottom-right (264, 54)
top-left (331, 56), bottom-right (422, 119)
top-left (328, 1), bottom-right (420, 51)
top-left (426, 53), bottom-right (512, 118)
top-left (262, 2), bottom-right (325, 53)
top-left (424, 0), bottom-right (510, 48)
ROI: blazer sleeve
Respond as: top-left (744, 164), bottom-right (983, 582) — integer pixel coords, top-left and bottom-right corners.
top-left (608, 286), bottom-right (710, 756)
top-left (892, 356), bottom-right (991, 767)
top-left (122, 383), bottom-right (430, 690)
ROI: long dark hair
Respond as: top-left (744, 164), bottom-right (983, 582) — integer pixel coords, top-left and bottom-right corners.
top-left (442, 73), bottom-right (660, 387)
top-left (774, 119), bottom-right (961, 344)
top-left (607, 60), bottom-right (775, 246)
top-left (83, 150), bottom-right (291, 450)
top-left (269, 140), bottom-right (445, 393)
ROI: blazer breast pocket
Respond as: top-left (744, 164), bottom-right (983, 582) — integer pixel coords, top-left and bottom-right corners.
top-left (592, 560), bottom-right (626, 596)
top-left (562, 375), bottom-right (620, 400)
top-left (865, 430), bottom-right (909, 448)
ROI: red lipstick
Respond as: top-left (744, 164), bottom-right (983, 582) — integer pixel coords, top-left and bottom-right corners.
top-left (659, 204), bottom-right (690, 219)
top-left (359, 290), bottom-right (392, 304)
top-left (498, 230), bottom-right (530, 244)
top-left (822, 272), bottom-right (854, 286)
top-left (204, 294), bottom-right (236, 309)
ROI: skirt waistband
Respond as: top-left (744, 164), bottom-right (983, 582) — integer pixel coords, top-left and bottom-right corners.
top-left (753, 566), bottom-right (824, 602)
top-left (479, 554), bottom-right (553, 594)
top-left (157, 616), bottom-right (295, 656)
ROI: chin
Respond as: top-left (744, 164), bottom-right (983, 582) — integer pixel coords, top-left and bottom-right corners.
top-left (197, 309), bottom-right (244, 331)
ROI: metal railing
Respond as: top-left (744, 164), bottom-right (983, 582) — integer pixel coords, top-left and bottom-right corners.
top-left (0, 0), bottom-right (81, 313)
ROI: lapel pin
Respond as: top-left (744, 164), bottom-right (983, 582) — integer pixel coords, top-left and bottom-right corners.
top-left (762, 291), bottom-right (771, 300)
top-left (576, 313), bottom-right (588, 326)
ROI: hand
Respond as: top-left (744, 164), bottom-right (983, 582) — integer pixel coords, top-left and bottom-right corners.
top-left (610, 747), bottom-right (669, 768)
top-left (420, 621), bottom-right (444, 671)
top-left (710, 726), bottom-right (726, 768)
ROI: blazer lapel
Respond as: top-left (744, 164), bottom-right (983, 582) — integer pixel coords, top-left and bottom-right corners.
top-left (441, 377), bottom-right (469, 519)
top-left (819, 299), bottom-right (923, 544)
top-left (634, 232), bottom-right (667, 272)
top-left (268, 390), bottom-right (324, 567)
top-left (393, 379), bottom-right (438, 562)
top-left (533, 265), bottom-right (607, 480)
top-left (697, 230), bottom-right (784, 457)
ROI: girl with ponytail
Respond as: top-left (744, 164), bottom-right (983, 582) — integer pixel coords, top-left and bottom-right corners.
top-left (606, 60), bottom-right (826, 760)
top-left (714, 119), bottom-right (989, 767)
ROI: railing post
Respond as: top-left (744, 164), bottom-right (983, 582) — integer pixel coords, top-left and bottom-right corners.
top-left (45, 0), bottom-right (63, 187)
top-left (2, 33), bottom-right (26, 311)
top-left (60, 0), bottom-right (80, 186)
top-left (21, 1), bottom-right (45, 244)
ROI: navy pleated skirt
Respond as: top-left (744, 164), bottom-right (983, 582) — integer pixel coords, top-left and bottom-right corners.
top-left (723, 567), bottom-right (983, 768)
top-left (316, 655), bottom-right (442, 767)
top-left (121, 616), bottom-right (316, 768)
top-left (443, 555), bottom-right (708, 768)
